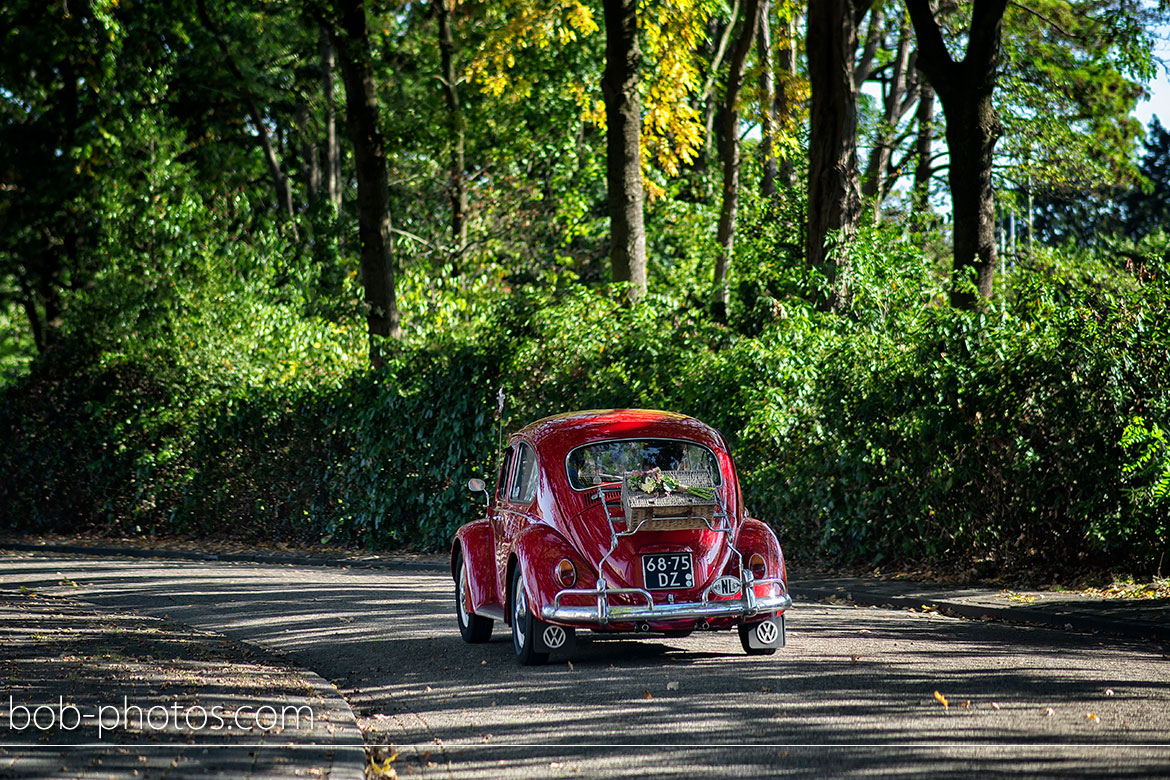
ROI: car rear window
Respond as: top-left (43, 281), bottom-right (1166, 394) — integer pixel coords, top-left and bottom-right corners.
top-left (565, 439), bottom-right (721, 490)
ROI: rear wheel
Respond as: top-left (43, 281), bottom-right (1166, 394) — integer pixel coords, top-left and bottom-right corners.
top-left (511, 564), bottom-right (549, 666)
top-left (455, 552), bottom-right (492, 643)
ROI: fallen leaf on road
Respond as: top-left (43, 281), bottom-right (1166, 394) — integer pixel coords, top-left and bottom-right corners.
top-left (567, 661), bottom-right (574, 671)
top-left (666, 681), bottom-right (679, 691)
top-left (961, 700), bottom-right (970, 709)
top-left (1045, 707), bottom-right (1055, 717)
top-left (643, 690), bottom-right (653, 700)
top-left (1087, 713), bottom-right (1100, 722)
top-left (934, 691), bottom-right (948, 708)
top-left (367, 755), bottom-right (398, 780)
top-left (850, 655), bottom-right (862, 665)
top-left (990, 702), bottom-right (1000, 710)
top-left (1105, 688), bottom-right (1115, 696)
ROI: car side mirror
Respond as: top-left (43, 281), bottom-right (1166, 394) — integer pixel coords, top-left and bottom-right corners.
top-left (468, 478), bottom-right (490, 503)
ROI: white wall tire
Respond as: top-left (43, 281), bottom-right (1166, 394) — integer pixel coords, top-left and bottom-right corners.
top-left (455, 551), bottom-right (492, 644)
top-left (511, 564), bottom-right (549, 666)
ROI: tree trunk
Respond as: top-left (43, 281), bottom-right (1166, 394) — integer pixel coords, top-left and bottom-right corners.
top-left (854, 4), bottom-right (883, 87)
top-left (776, 14), bottom-right (798, 189)
top-left (701, 0), bottom-right (741, 163)
top-left (18, 278), bottom-right (44, 354)
top-left (861, 11), bottom-right (914, 219)
top-left (912, 80), bottom-right (935, 216)
top-left (436, 0), bottom-right (468, 252)
top-left (757, 0), bottom-right (779, 200)
top-left (331, 0), bottom-right (402, 362)
top-left (711, 0), bottom-right (763, 322)
top-left (602, 0), bottom-right (647, 300)
top-left (320, 26), bottom-right (342, 214)
top-left (945, 95), bottom-right (1000, 304)
top-left (252, 97), bottom-right (296, 225)
top-left (297, 101), bottom-right (321, 205)
top-left (196, 0), bottom-right (296, 231)
top-left (806, 0), bottom-right (871, 313)
top-left (908, 0), bottom-right (1007, 307)
top-left (37, 259), bottom-right (62, 349)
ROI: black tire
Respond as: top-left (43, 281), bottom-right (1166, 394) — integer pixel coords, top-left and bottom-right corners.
top-left (455, 552), bottom-right (493, 644)
top-left (510, 564), bottom-right (549, 666)
top-left (739, 620), bottom-right (779, 656)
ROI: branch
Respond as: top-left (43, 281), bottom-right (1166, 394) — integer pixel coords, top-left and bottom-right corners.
top-left (906, 0), bottom-right (955, 93)
top-left (966, 0), bottom-right (1010, 72)
top-left (390, 227), bottom-right (437, 250)
top-left (701, 0), bottom-right (741, 102)
top-left (1006, 0), bottom-right (1084, 41)
top-left (855, 4), bottom-right (884, 88)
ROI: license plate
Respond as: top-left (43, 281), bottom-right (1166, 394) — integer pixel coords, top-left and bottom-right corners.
top-left (642, 553), bottom-right (694, 590)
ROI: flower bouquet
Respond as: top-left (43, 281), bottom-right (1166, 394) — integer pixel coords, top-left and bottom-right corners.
top-left (620, 468), bottom-right (719, 531)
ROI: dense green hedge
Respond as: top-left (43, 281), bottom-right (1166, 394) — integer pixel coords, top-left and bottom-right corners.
top-left (2, 221), bottom-right (1168, 575)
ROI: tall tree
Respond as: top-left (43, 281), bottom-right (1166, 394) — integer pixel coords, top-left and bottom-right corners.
top-left (602, 0), bottom-right (647, 300)
top-left (995, 1), bottom-right (1152, 218)
top-left (711, 0), bottom-right (763, 322)
top-left (806, 0), bottom-right (873, 313)
top-left (699, 0), bottom-right (741, 163)
top-left (436, 0), bottom-right (468, 252)
top-left (0, 0), bottom-right (112, 350)
top-left (195, 0), bottom-right (298, 234)
top-left (912, 79), bottom-right (936, 217)
top-left (329, 0), bottom-right (403, 362)
top-left (1126, 117), bottom-right (1170, 240)
top-left (860, 6), bottom-right (917, 218)
top-left (908, 0), bottom-right (1007, 307)
top-left (320, 26), bottom-right (342, 215)
top-left (757, 0), bottom-right (780, 199)
top-left (774, 9), bottom-right (802, 189)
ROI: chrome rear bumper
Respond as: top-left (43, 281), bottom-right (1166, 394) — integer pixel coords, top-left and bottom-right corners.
top-left (540, 576), bottom-right (791, 626)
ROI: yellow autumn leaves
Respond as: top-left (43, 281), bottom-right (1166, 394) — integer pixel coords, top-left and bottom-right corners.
top-left (468, 0), bottom-right (599, 102)
top-left (463, 0), bottom-right (804, 200)
top-left (934, 692), bottom-right (1107, 725)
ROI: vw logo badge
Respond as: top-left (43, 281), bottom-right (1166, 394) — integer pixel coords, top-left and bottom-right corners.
top-left (711, 576), bottom-right (741, 598)
top-left (543, 625), bottom-right (567, 649)
top-left (755, 620), bottom-right (779, 645)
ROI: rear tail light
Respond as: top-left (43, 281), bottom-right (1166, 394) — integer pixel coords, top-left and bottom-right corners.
top-left (747, 553), bottom-right (767, 580)
top-left (555, 558), bottom-right (577, 588)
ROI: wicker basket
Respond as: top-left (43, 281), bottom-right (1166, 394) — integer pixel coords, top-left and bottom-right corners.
top-left (620, 470), bottom-right (718, 531)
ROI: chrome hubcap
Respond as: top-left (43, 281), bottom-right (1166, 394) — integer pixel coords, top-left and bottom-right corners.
top-left (514, 579), bottom-right (528, 647)
top-left (457, 563), bottom-right (470, 627)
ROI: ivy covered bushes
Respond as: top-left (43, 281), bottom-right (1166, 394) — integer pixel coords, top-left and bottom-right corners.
top-left (1, 219), bottom-right (1168, 576)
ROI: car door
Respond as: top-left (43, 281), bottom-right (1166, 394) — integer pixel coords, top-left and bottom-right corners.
top-left (492, 446), bottom-right (516, 601)
top-left (505, 441), bottom-right (539, 537)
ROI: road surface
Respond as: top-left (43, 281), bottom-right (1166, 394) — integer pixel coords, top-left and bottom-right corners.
top-left (2, 552), bottom-right (1168, 778)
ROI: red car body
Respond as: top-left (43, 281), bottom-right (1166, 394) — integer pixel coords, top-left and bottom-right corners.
top-left (451, 409), bottom-right (791, 664)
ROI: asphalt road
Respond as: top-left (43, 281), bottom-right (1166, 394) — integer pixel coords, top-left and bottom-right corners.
top-left (3, 552), bottom-right (1169, 779)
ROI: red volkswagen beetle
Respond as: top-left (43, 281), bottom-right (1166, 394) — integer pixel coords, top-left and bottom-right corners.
top-left (451, 409), bottom-right (791, 665)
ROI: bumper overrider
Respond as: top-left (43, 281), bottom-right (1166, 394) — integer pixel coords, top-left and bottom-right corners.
top-left (540, 575), bottom-right (792, 626)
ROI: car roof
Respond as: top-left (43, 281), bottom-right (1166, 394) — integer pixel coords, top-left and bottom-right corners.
top-left (513, 409), bottom-right (726, 452)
